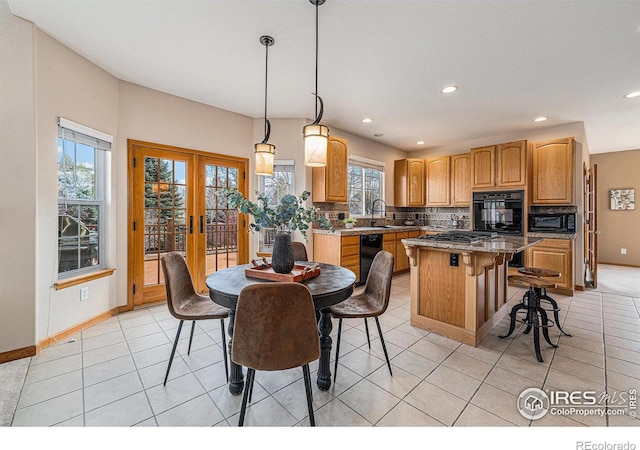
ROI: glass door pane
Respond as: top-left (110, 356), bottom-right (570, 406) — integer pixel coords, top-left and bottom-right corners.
top-left (195, 161), bottom-right (241, 292)
top-left (143, 157), bottom-right (189, 287)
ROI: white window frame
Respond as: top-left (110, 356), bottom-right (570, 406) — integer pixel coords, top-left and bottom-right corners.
top-left (57, 118), bottom-right (111, 277)
top-left (257, 159), bottom-right (295, 253)
top-left (347, 155), bottom-right (385, 218)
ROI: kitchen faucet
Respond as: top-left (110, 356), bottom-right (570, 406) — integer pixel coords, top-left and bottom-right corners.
top-left (370, 198), bottom-right (387, 227)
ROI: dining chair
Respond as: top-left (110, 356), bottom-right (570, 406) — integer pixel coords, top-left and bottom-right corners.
top-left (291, 241), bottom-right (309, 261)
top-left (232, 282), bottom-right (320, 426)
top-left (161, 252), bottom-right (229, 386)
top-left (330, 250), bottom-right (394, 382)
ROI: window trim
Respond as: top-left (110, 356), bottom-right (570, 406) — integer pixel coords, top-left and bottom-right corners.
top-left (347, 156), bottom-right (385, 218)
top-left (57, 118), bottom-right (111, 279)
top-left (257, 159), bottom-right (295, 253)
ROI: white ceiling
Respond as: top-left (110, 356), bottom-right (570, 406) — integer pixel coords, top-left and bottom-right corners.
top-left (8, 0), bottom-right (640, 154)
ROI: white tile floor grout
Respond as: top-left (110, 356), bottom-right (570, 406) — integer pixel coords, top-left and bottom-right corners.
top-left (1, 271), bottom-right (639, 434)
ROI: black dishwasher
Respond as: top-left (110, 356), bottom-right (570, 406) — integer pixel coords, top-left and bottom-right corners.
top-left (359, 234), bottom-right (383, 286)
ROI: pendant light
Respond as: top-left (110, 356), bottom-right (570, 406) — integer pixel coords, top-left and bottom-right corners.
top-left (303, 0), bottom-right (329, 167)
top-left (255, 35), bottom-right (276, 176)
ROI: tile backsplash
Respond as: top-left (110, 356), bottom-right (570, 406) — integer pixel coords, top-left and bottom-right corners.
top-left (313, 202), bottom-right (471, 229)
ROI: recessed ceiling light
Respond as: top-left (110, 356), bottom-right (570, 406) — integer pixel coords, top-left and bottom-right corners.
top-left (373, 133), bottom-right (384, 138)
top-left (361, 118), bottom-right (373, 123)
top-left (417, 141), bottom-right (425, 145)
top-left (534, 116), bottom-right (548, 122)
top-left (624, 91), bottom-right (640, 98)
top-left (440, 85), bottom-right (458, 94)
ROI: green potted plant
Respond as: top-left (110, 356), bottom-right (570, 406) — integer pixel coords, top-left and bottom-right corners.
top-left (217, 189), bottom-right (333, 273)
top-left (343, 217), bottom-right (357, 229)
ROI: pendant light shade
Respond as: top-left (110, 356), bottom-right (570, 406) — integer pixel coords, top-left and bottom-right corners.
top-left (303, 123), bottom-right (329, 167)
top-left (303, 0), bottom-right (329, 167)
top-left (255, 35), bottom-right (275, 175)
top-left (254, 142), bottom-right (276, 176)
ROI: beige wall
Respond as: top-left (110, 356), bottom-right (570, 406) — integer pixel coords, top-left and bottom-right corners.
top-left (34, 29), bottom-right (121, 343)
top-left (591, 149), bottom-right (640, 266)
top-left (117, 82), bottom-right (254, 305)
top-left (0, 2), bottom-right (37, 354)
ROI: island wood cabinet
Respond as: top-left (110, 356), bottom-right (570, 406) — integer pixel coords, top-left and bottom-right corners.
top-left (450, 153), bottom-right (471, 206)
top-left (425, 156), bottom-right (450, 206)
top-left (313, 234), bottom-right (360, 283)
top-left (530, 137), bottom-right (575, 205)
top-left (394, 159), bottom-right (426, 207)
top-left (471, 140), bottom-right (527, 190)
top-left (525, 238), bottom-right (574, 295)
top-left (312, 136), bottom-right (348, 203)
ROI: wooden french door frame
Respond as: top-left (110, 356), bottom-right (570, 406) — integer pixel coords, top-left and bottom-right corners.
top-left (584, 163), bottom-right (598, 288)
top-left (127, 140), bottom-right (249, 309)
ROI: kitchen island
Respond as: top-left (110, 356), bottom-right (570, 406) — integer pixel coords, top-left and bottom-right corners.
top-left (402, 234), bottom-right (542, 347)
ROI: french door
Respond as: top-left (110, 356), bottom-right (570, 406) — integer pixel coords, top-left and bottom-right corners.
top-left (584, 163), bottom-right (599, 288)
top-left (128, 140), bottom-right (249, 308)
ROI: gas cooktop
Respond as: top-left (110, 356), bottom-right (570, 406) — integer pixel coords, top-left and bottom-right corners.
top-left (418, 231), bottom-right (499, 244)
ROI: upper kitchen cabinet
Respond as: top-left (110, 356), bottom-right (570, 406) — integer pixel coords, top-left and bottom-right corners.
top-left (450, 153), bottom-right (471, 206)
top-left (312, 136), bottom-right (348, 203)
top-left (426, 156), bottom-right (450, 206)
top-left (530, 137), bottom-right (575, 205)
top-left (394, 158), bottom-right (426, 207)
top-left (471, 140), bottom-right (527, 190)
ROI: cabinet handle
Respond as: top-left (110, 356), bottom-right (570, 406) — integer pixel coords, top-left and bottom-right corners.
top-left (189, 216), bottom-right (193, 234)
top-left (200, 216), bottom-right (204, 234)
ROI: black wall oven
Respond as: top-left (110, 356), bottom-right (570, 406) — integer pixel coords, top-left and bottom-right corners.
top-left (473, 190), bottom-right (524, 267)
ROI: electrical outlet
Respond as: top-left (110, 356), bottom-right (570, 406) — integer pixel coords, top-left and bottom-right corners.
top-left (450, 253), bottom-right (459, 267)
top-left (621, 248), bottom-right (627, 255)
top-left (80, 287), bottom-right (89, 301)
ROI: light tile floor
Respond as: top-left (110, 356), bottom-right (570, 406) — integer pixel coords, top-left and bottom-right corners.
top-left (2, 272), bottom-right (640, 431)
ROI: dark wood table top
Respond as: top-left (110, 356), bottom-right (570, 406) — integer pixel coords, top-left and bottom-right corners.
top-left (206, 262), bottom-right (356, 310)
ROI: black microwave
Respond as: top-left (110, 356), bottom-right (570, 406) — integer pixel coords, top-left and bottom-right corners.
top-left (529, 213), bottom-right (576, 233)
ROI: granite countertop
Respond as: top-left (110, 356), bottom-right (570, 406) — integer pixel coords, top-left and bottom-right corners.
top-left (312, 225), bottom-right (465, 236)
top-left (313, 226), bottom-right (577, 241)
top-left (401, 235), bottom-right (543, 254)
top-left (527, 232), bottom-right (577, 240)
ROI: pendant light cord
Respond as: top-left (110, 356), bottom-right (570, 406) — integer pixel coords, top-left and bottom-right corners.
top-left (314, 0), bottom-right (319, 120)
top-left (260, 36), bottom-right (273, 144)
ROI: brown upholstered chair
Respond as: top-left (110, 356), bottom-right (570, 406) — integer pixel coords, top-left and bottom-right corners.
top-left (161, 252), bottom-right (229, 386)
top-left (232, 283), bottom-right (320, 426)
top-left (291, 241), bottom-right (309, 262)
top-left (330, 250), bottom-right (394, 382)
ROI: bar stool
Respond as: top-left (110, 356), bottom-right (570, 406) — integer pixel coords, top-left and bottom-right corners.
top-left (518, 267), bottom-right (572, 337)
top-left (500, 275), bottom-right (558, 362)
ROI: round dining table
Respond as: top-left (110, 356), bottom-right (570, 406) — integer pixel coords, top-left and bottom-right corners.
top-left (206, 262), bottom-right (356, 394)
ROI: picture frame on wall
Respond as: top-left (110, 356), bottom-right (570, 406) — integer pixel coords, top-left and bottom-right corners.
top-left (610, 188), bottom-right (635, 210)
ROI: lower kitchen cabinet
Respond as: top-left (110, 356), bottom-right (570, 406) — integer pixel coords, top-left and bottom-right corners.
top-left (385, 231), bottom-right (420, 273)
top-left (525, 238), bottom-right (574, 295)
top-left (313, 234), bottom-right (360, 283)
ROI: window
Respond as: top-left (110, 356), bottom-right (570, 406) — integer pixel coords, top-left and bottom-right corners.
top-left (348, 157), bottom-right (385, 217)
top-left (57, 118), bottom-right (111, 276)
top-left (257, 160), bottom-right (295, 253)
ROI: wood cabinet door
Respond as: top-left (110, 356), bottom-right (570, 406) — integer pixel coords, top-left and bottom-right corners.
top-left (395, 232), bottom-right (410, 272)
top-left (426, 157), bottom-right (450, 206)
top-left (526, 239), bottom-right (574, 290)
top-left (312, 136), bottom-right (348, 202)
top-left (470, 146), bottom-right (496, 189)
top-left (531, 138), bottom-right (575, 205)
top-left (451, 153), bottom-right (471, 206)
top-left (383, 233), bottom-right (397, 272)
top-left (496, 140), bottom-right (527, 187)
top-left (407, 159), bottom-right (426, 206)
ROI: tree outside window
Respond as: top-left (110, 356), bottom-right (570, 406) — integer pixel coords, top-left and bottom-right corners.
top-left (348, 158), bottom-right (384, 217)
